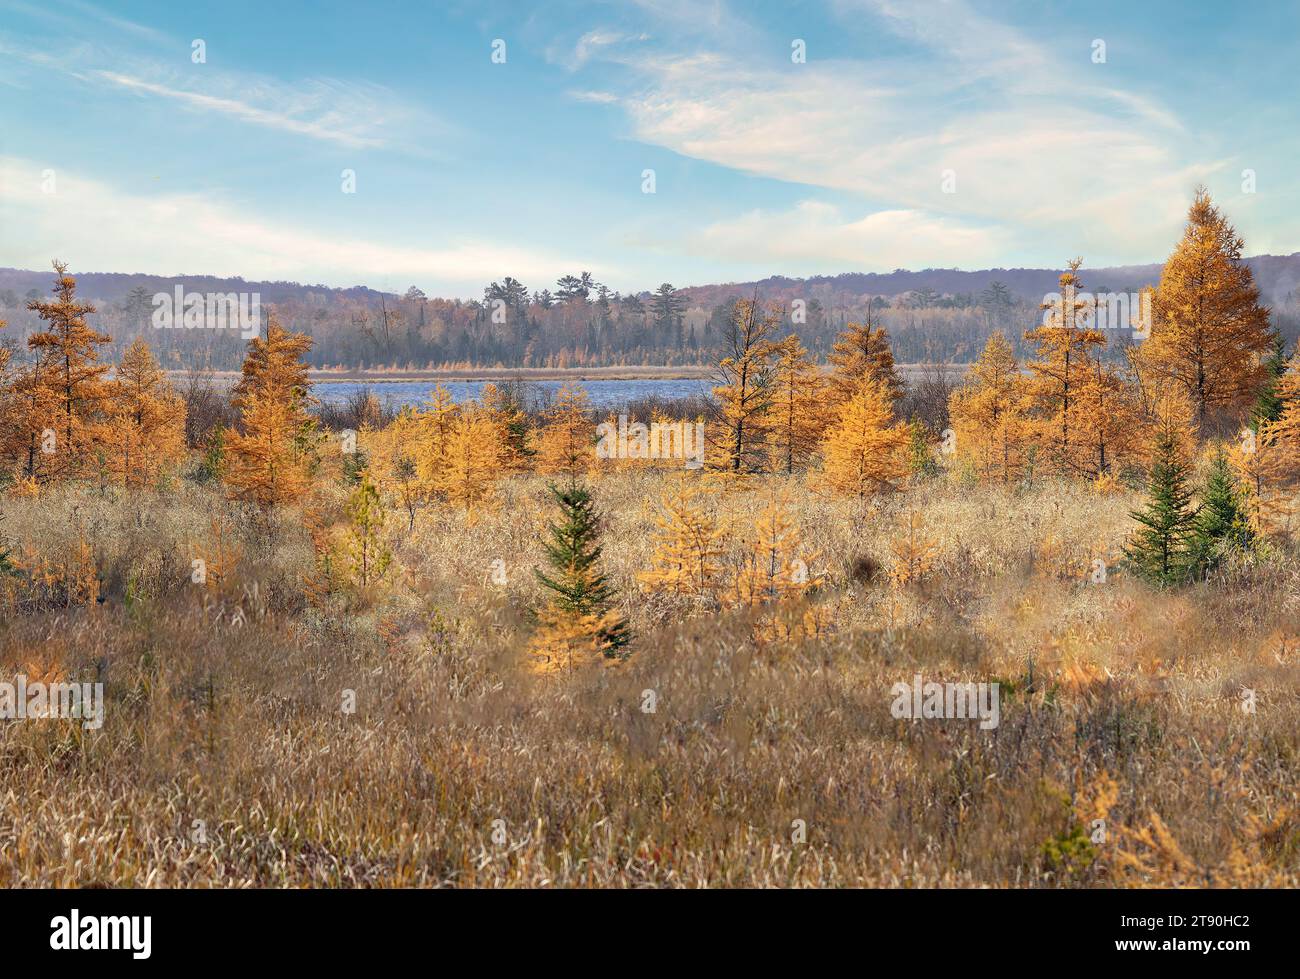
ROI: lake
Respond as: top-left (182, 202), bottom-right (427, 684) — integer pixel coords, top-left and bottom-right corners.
top-left (311, 378), bottom-right (714, 411)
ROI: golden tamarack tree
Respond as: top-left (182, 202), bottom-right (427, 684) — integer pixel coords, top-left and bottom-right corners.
top-left (1136, 188), bottom-right (1273, 429)
top-left (728, 492), bottom-right (813, 608)
top-left (0, 264), bottom-right (193, 489)
top-left (1230, 355), bottom-right (1299, 537)
top-left (344, 471), bottom-right (392, 589)
top-left (23, 261), bottom-right (112, 481)
top-left (769, 334), bottom-right (825, 474)
top-left (434, 406), bottom-right (504, 516)
top-left (638, 475), bottom-right (725, 600)
top-left (224, 318), bottom-right (318, 509)
top-left (948, 332), bottom-right (1033, 483)
top-left (1023, 259), bottom-right (1107, 477)
top-left (827, 307), bottom-right (904, 406)
top-left (102, 338), bottom-right (186, 487)
top-left (363, 408), bottom-right (425, 531)
top-left (1242, 352), bottom-right (1300, 532)
top-left (889, 509), bottom-right (939, 587)
top-left (534, 381), bottom-right (594, 481)
top-left (821, 377), bottom-right (909, 497)
top-left (711, 296), bottom-right (780, 473)
top-left (413, 383), bottom-right (460, 492)
top-left (1262, 352), bottom-right (1300, 467)
top-left (481, 382), bottom-right (532, 472)
top-left (729, 493), bottom-right (828, 644)
top-left (0, 315), bottom-right (22, 481)
top-left (1077, 340), bottom-right (1144, 478)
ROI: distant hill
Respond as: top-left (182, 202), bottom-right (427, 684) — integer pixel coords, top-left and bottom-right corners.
top-left (0, 269), bottom-right (389, 306)
top-left (674, 254), bottom-right (1300, 309)
top-left (3, 253), bottom-right (1300, 308)
top-left (2, 255), bottom-right (1298, 371)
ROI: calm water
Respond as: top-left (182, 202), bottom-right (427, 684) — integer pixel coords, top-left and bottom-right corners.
top-left (311, 378), bottom-right (712, 411)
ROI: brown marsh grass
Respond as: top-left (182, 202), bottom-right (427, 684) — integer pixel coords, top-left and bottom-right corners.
top-left (0, 472), bottom-right (1295, 886)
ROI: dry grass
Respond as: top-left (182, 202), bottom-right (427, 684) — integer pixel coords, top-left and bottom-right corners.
top-left (0, 471), bottom-right (1296, 887)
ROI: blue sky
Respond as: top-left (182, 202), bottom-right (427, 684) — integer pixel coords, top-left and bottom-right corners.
top-left (1, 0), bottom-right (1298, 297)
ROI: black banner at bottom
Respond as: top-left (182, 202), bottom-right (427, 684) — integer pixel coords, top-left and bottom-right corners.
top-left (0, 887), bottom-right (1281, 967)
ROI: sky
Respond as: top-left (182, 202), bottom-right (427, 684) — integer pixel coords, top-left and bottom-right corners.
top-left (1, 0), bottom-right (1298, 298)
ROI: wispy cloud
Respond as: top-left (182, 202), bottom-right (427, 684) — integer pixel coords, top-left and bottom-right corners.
top-left (0, 30), bottom-right (447, 153)
top-left (63, 0), bottom-right (171, 43)
top-left (677, 201), bottom-right (1007, 271)
top-left (0, 158), bottom-right (602, 295)
top-left (554, 29), bottom-right (650, 70)
top-left (91, 71), bottom-right (391, 150)
top-left (581, 0), bottom-right (1218, 263)
top-left (0, 0), bottom-right (170, 44)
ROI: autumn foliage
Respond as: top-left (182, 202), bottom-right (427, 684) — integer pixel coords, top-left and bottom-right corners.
top-left (2, 184), bottom-right (1299, 889)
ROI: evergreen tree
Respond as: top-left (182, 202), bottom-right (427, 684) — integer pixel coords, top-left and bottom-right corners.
top-left (905, 417), bottom-right (938, 481)
top-left (649, 283), bottom-right (687, 346)
top-left (1250, 331), bottom-right (1289, 430)
top-left (1189, 450), bottom-right (1253, 577)
top-left (533, 483), bottom-right (629, 663)
top-left (344, 471), bottom-right (392, 589)
top-left (1123, 430), bottom-right (1199, 586)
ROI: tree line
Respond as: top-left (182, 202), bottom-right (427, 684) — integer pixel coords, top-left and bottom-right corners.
top-left (2, 188), bottom-right (1296, 659)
